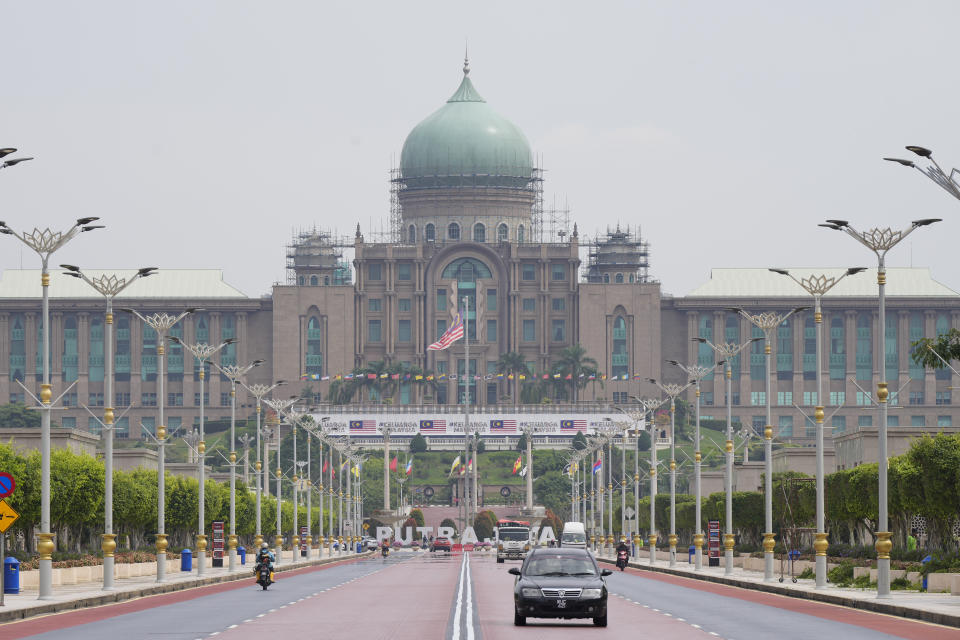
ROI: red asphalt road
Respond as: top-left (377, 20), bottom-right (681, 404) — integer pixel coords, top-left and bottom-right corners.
top-left (0, 556), bottom-right (369, 640)
top-left (615, 564), bottom-right (960, 640)
top-left (214, 554), bottom-right (462, 640)
top-left (470, 553), bottom-right (707, 639)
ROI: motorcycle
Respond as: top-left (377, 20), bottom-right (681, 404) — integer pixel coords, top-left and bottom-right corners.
top-left (255, 561), bottom-right (274, 590)
top-left (616, 549), bottom-right (629, 571)
top-left (381, 545), bottom-right (390, 558)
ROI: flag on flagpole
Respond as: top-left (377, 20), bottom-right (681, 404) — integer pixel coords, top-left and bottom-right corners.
top-left (519, 465), bottom-right (528, 477)
top-left (322, 460), bottom-right (328, 473)
top-left (592, 458), bottom-right (602, 475)
top-left (405, 458), bottom-right (413, 476)
top-left (450, 456), bottom-right (461, 474)
top-left (512, 455), bottom-right (522, 475)
top-left (467, 458), bottom-right (473, 471)
top-left (428, 311), bottom-right (464, 351)
top-left (341, 459), bottom-right (349, 473)
top-left (389, 456), bottom-right (398, 472)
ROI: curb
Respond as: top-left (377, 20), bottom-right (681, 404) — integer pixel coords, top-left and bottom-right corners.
top-left (596, 556), bottom-right (960, 629)
top-left (0, 551), bottom-right (374, 624)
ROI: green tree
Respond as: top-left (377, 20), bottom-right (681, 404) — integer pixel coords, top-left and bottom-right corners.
top-left (0, 403), bottom-right (41, 428)
top-left (409, 433), bottom-right (428, 453)
top-left (495, 352), bottom-right (529, 407)
top-left (572, 431), bottom-right (588, 450)
top-left (533, 470), bottom-right (569, 516)
top-left (516, 433), bottom-right (527, 452)
top-left (554, 344), bottom-right (599, 403)
top-left (636, 430), bottom-right (651, 451)
top-left (911, 328), bottom-right (960, 370)
top-left (409, 508), bottom-right (425, 528)
top-left (440, 517), bottom-right (458, 537)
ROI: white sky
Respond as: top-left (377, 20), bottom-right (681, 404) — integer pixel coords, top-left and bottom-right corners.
top-left (3, 1), bottom-right (959, 298)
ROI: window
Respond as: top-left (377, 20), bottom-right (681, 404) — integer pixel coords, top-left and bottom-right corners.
top-left (398, 298), bottom-right (411, 312)
top-left (398, 263), bottom-right (411, 281)
top-left (298, 276), bottom-right (305, 286)
top-left (777, 391), bottom-right (793, 406)
top-left (856, 312), bottom-right (871, 381)
top-left (612, 315), bottom-right (628, 379)
top-left (517, 225), bottom-right (525, 243)
top-left (830, 316), bottom-right (845, 380)
top-left (473, 223), bottom-right (485, 243)
top-left (938, 415), bottom-right (952, 427)
top-left (408, 224), bottom-right (416, 243)
top-left (521, 264), bottom-right (536, 281)
top-left (830, 391), bottom-right (845, 406)
top-left (368, 319), bottom-right (382, 342)
top-left (115, 392), bottom-right (131, 407)
top-left (487, 319), bottom-right (497, 343)
top-left (936, 313), bottom-right (951, 380)
top-left (859, 415), bottom-right (873, 428)
top-left (221, 392), bottom-right (231, 407)
top-left (725, 314), bottom-right (741, 378)
top-left (522, 298), bottom-right (536, 312)
top-left (141, 393), bottom-right (157, 407)
top-left (88, 392), bottom-right (104, 407)
top-left (436, 320), bottom-right (447, 339)
top-left (778, 415), bottom-right (793, 438)
top-left (803, 391), bottom-right (818, 406)
top-left (751, 325), bottom-right (765, 380)
top-left (437, 289), bottom-right (446, 311)
top-left (115, 417), bottom-right (129, 439)
top-left (62, 314), bottom-right (78, 382)
top-left (398, 320), bottom-right (411, 343)
top-left (751, 391), bottom-right (766, 406)
top-left (702, 391), bottom-right (714, 406)
top-left (437, 360), bottom-right (448, 375)
top-left (615, 273), bottom-right (623, 283)
top-left (486, 289), bottom-right (496, 311)
top-left (324, 276), bottom-right (329, 285)
top-left (552, 263), bottom-right (566, 281)
top-left (168, 392), bottom-right (183, 407)
top-left (911, 415), bottom-right (925, 427)
top-left (603, 274), bottom-right (609, 283)
top-left (522, 319), bottom-right (536, 342)
top-left (368, 263), bottom-right (382, 281)
top-left (803, 315), bottom-right (815, 380)
top-left (368, 298), bottom-right (382, 312)
top-left (909, 312), bottom-right (924, 380)
top-left (613, 391), bottom-right (629, 404)
top-left (552, 298), bottom-right (565, 311)
top-left (62, 416), bottom-right (78, 429)
top-left (448, 222), bottom-right (460, 241)
top-left (552, 319), bottom-right (566, 342)
top-left (310, 275), bottom-right (318, 286)
top-left (497, 223), bottom-right (508, 242)
top-left (9, 393), bottom-right (24, 404)
top-left (115, 315), bottom-right (130, 381)
top-left (87, 316), bottom-right (103, 382)
top-left (856, 391), bottom-right (872, 406)
top-left (936, 391), bottom-right (951, 405)
top-left (194, 392), bottom-right (209, 406)
top-left (306, 316), bottom-right (323, 379)
top-left (141, 416), bottom-right (155, 436)
top-left (909, 391), bottom-right (924, 405)
top-left (776, 317), bottom-right (793, 381)
top-left (61, 392), bottom-right (77, 407)
top-left (441, 258), bottom-right (492, 280)
top-left (832, 415), bottom-right (846, 434)
top-left (425, 223), bottom-right (435, 241)
top-left (87, 417), bottom-right (101, 436)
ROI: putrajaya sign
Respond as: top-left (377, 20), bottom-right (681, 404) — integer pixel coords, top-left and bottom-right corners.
top-left (307, 413), bottom-right (642, 437)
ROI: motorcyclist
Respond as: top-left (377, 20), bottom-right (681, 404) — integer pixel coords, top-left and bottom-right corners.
top-left (255, 542), bottom-right (275, 573)
top-left (616, 538), bottom-right (629, 568)
top-left (616, 538), bottom-right (629, 555)
top-left (381, 540), bottom-right (390, 556)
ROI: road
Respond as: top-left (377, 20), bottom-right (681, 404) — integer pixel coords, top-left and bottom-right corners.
top-left (2, 552), bottom-right (956, 639)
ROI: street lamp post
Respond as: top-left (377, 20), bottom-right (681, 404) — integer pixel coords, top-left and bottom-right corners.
top-left (648, 379), bottom-right (694, 567)
top-left (667, 359), bottom-right (719, 571)
top-left (212, 360), bottom-right (264, 572)
top-left (884, 145), bottom-right (960, 202)
top-left (61, 267), bottom-right (159, 589)
top-left (121, 307), bottom-right (196, 584)
top-left (170, 336), bottom-right (236, 576)
top-left (263, 398), bottom-right (296, 563)
top-left (820, 217), bottom-right (940, 597)
top-left (694, 336), bottom-right (760, 576)
top-left (238, 381), bottom-right (286, 551)
top-left (770, 268), bottom-right (865, 588)
top-left (620, 398), bottom-right (663, 564)
top-left (0, 216), bottom-right (103, 599)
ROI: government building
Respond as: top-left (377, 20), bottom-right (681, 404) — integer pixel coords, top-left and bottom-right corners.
top-left (1, 61), bottom-right (958, 470)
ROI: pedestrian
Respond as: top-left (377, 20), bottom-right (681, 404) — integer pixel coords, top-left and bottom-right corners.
top-left (907, 529), bottom-right (917, 552)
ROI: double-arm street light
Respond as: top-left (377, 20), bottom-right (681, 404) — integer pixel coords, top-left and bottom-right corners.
top-left (885, 145), bottom-right (960, 202)
top-left (60, 267), bottom-right (159, 589)
top-left (238, 381), bottom-right (286, 550)
top-left (120, 307), bottom-right (196, 584)
top-left (619, 397), bottom-right (666, 564)
top-left (262, 398), bottom-right (297, 563)
top-left (667, 358), bottom-right (721, 571)
top-left (769, 268), bottom-right (865, 588)
top-left (169, 336), bottom-right (235, 576)
top-left (819, 217), bottom-right (940, 597)
top-left (694, 335), bottom-right (761, 576)
top-left (0, 216), bottom-right (102, 599)
top-left (212, 359), bottom-right (264, 572)
top-left (648, 378), bottom-right (694, 567)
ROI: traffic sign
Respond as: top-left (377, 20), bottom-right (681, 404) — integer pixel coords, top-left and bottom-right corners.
top-left (0, 499), bottom-right (19, 533)
top-left (623, 506), bottom-right (635, 520)
top-left (0, 472), bottom-right (15, 499)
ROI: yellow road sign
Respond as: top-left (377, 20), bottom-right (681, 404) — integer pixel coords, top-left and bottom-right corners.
top-left (362, 522), bottom-right (369, 531)
top-left (0, 499), bottom-right (19, 533)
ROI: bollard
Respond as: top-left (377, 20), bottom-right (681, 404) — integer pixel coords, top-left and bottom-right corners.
top-left (4, 556), bottom-right (20, 594)
top-left (921, 555), bottom-right (932, 591)
top-left (180, 548), bottom-right (193, 572)
top-left (238, 546), bottom-right (246, 566)
top-left (688, 545), bottom-right (695, 564)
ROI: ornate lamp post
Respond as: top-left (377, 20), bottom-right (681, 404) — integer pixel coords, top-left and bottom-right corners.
top-left (263, 398), bottom-right (297, 563)
top-left (770, 268), bottom-right (865, 587)
top-left (619, 398), bottom-right (664, 564)
top-left (884, 145), bottom-right (960, 201)
top-left (819, 217), bottom-right (939, 597)
top-left (648, 379), bottom-right (694, 567)
top-left (61, 267), bottom-right (158, 589)
top-left (212, 359), bottom-right (264, 572)
top-left (237, 381), bottom-right (286, 550)
top-left (0, 216), bottom-right (102, 599)
top-left (667, 359), bottom-right (720, 571)
top-left (169, 336), bottom-right (235, 576)
top-left (694, 335), bottom-right (760, 576)
top-left (121, 307), bottom-right (195, 583)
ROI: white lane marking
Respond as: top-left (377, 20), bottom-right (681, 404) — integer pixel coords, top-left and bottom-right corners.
top-left (452, 553), bottom-right (467, 640)
top-left (243, 619), bottom-right (253, 623)
top-left (664, 612), bottom-right (673, 617)
top-left (708, 633), bottom-right (719, 637)
top-left (228, 625), bottom-right (238, 629)
top-left (691, 624), bottom-right (702, 628)
top-left (465, 553), bottom-right (475, 640)
top-left (256, 614), bottom-right (266, 618)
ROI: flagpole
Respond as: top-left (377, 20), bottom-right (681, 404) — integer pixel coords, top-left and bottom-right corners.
top-left (463, 295), bottom-right (471, 534)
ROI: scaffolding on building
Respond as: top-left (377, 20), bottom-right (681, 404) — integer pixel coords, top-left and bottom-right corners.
top-left (582, 224), bottom-right (652, 284)
top-left (285, 227), bottom-right (354, 285)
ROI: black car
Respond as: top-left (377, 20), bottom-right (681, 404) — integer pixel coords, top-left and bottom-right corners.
top-left (508, 547), bottom-right (611, 627)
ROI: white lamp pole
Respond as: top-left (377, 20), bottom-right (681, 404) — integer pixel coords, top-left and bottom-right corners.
top-left (1, 216), bottom-right (102, 599)
top-left (263, 398), bottom-right (297, 563)
top-left (820, 217), bottom-right (939, 597)
top-left (884, 145), bottom-right (960, 202)
top-left (238, 381), bottom-right (286, 551)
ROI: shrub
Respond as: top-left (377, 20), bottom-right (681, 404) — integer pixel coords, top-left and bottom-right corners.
top-left (828, 561), bottom-right (855, 586)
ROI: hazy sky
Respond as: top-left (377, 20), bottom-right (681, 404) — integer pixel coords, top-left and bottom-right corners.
top-left (3, 1), bottom-right (959, 298)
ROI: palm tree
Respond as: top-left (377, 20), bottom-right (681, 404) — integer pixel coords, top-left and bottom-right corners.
top-left (495, 352), bottom-right (529, 407)
top-left (357, 360), bottom-right (403, 404)
top-left (555, 344), bottom-right (599, 404)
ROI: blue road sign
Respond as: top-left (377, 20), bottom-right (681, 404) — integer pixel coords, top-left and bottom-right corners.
top-left (0, 473), bottom-right (15, 499)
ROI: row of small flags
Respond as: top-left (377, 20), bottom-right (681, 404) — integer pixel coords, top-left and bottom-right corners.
top-left (319, 458), bottom-right (362, 478)
top-left (301, 372), bottom-right (646, 381)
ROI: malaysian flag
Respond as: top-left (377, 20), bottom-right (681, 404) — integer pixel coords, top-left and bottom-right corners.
top-left (349, 420), bottom-right (377, 434)
top-left (428, 311), bottom-right (464, 351)
top-left (489, 419), bottom-right (517, 433)
top-left (419, 419), bottom-right (447, 434)
top-left (560, 419), bottom-right (587, 432)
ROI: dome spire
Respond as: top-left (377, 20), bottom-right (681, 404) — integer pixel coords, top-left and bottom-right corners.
top-left (447, 49), bottom-right (484, 103)
top-left (464, 41), bottom-right (470, 76)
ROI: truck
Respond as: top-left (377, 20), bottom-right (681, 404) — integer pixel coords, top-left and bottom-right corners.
top-left (496, 519), bottom-right (531, 563)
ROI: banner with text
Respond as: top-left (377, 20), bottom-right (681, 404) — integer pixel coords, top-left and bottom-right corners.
top-left (308, 413), bottom-right (643, 437)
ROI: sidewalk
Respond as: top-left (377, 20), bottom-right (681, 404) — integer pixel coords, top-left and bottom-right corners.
top-left (594, 548), bottom-right (960, 628)
top-left (0, 547), bottom-right (369, 624)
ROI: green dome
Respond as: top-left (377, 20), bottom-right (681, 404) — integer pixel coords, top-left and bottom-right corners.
top-left (400, 67), bottom-right (533, 189)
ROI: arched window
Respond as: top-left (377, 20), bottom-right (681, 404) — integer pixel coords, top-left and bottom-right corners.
top-left (473, 223), bottom-right (485, 243)
top-left (497, 223), bottom-right (509, 242)
top-left (448, 222), bottom-right (460, 241)
top-left (310, 275), bottom-right (318, 286)
top-left (517, 225), bottom-right (525, 243)
top-left (629, 274), bottom-right (635, 283)
top-left (612, 315), bottom-right (628, 378)
top-left (615, 273), bottom-right (624, 283)
top-left (425, 223), bottom-right (436, 241)
top-left (408, 225), bottom-right (416, 243)
top-left (306, 316), bottom-right (323, 379)
top-left (441, 257), bottom-right (493, 280)
top-left (603, 274), bottom-right (610, 283)
top-left (298, 276), bottom-right (305, 286)
top-left (324, 275), bottom-right (330, 285)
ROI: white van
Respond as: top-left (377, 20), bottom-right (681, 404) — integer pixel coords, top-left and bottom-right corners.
top-left (560, 521), bottom-right (587, 549)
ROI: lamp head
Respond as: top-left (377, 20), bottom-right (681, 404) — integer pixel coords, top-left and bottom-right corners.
top-left (793, 306), bottom-right (811, 314)
top-left (253, 359), bottom-right (265, 366)
top-left (750, 337), bottom-right (764, 343)
top-left (223, 338), bottom-right (237, 345)
top-left (0, 228), bottom-right (12, 235)
top-left (81, 225), bottom-right (105, 232)
top-left (276, 380), bottom-right (287, 386)
top-left (825, 219), bottom-right (849, 228)
top-left (906, 145), bottom-right (932, 158)
top-left (725, 307), bottom-right (743, 314)
top-left (75, 217), bottom-right (100, 226)
top-left (768, 268), bottom-right (789, 276)
top-left (647, 378), bottom-right (657, 384)
top-left (118, 307), bottom-right (133, 314)
top-left (59, 264), bottom-right (80, 272)
top-left (3, 158), bottom-right (33, 167)
top-left (912, 218), bottom-right (941, 228)
top-left (883, 157), bottom-right (915, 168)
top-left (818, 223), bottom-right (844, 231)
top-left (62, 272), bottom-right (81, 279)
top-left (168, 336), bottom-right (182, 345)
top-left (137, 267), bottom-right (158, 277)
top-left (184, 307), bottom-right (199, 314)
top-left (692, 337), bottom-right (706, 343)
top-left (0, 148), bottom-right (16, 159)
top-left (666, 359), bottom-right (679, 366)
top-left (716, 360), bottom-right (727, 367)
top-left (846, 267), bottom-right (867, 275)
